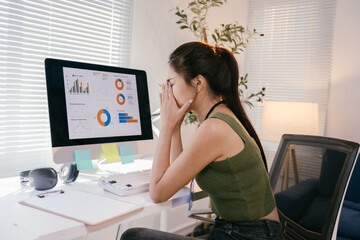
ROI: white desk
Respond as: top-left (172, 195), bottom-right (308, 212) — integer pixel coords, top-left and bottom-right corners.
top-left (0, 173), bottom-right (207, 240)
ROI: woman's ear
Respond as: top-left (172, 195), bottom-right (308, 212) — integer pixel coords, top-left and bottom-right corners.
top-left (192, 75), bottom-right (206, 92)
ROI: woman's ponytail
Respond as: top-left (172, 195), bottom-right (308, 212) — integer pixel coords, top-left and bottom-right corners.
top-left (216, 47), bottom-right (268, 171)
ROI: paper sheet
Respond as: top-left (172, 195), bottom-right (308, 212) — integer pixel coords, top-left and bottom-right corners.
top-left (19, 188), bottom-right (143, 225)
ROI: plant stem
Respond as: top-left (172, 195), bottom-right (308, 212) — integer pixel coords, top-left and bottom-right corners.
top-left (202, 27), bottom-right (208, 43)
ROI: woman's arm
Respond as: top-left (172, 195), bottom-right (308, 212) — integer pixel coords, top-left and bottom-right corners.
top-left (170, 126), bottom-right (183, 163)
top-left (150, 122), bottom-right (173, 199)
top-left (150, 119), bottom-right (224, 202)
top-left (150, 82), bottom-right (190, 201)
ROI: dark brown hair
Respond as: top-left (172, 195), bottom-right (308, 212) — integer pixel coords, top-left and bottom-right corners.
top-left (169, 41), bottom-right (268, 171)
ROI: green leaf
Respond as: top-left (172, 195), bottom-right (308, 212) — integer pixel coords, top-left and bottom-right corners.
top-left (212, 34), bottom-right (217, 42)
top-left (188, 1), bottom-right (196, 7)
top-left (242, 100), bottom-right (253, 109)
top-left (215, 31), bottom-right (220, 38)
top-left (180, 25), bottom-right (189, 29)
top-left (190, 7), bottom-right (200, 14)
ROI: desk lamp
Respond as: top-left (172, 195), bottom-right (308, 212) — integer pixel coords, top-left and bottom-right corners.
top-left (260, 101), bottom-right (319, 189)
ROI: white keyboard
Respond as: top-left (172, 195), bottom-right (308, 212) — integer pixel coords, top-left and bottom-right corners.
top-left (99, 169), bottom-right (151, 197)
top-left (98, 160), bottom-right (152, 197)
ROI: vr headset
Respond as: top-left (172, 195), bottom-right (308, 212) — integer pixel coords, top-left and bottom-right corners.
top-left (20, 163), bottom-right (79, 190)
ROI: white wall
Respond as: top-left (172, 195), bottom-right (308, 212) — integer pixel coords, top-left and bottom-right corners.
top-left (326, 0), bottom-right (360, 143)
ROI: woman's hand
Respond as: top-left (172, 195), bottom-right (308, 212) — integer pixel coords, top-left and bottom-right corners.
top-left (159, 81), bottom-right (193, 131)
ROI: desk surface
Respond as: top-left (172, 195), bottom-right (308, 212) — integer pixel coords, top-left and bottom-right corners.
top-left (0, 173), bottom-right (206, 240)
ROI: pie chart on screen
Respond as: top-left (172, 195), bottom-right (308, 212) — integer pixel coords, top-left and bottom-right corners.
top-left (115, 78), bottom-right (124, 90)
top-left (117, 93), bottom-right (126, 105)
top-left (97, 109), bottom-right (111, 126)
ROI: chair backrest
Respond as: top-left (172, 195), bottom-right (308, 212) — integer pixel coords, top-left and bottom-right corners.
top-left (344, 154), bottom-right (360, 203)
top-left (269, 134), bottom-right (359, 240)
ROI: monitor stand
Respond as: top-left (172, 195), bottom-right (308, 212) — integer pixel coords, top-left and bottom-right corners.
top-left (97, 158), bottom-right (153, 174)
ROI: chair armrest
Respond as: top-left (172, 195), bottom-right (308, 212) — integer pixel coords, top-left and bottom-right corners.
top-left (275, 178), bottom-right (318, 221)
top-left (187, 208), bottom-right (215, 223)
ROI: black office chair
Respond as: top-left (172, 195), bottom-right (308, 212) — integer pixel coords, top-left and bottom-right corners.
top-left (269, 134), bottom-right (359, 240)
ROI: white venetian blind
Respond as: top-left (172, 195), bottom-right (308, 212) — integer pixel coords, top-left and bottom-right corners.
top-left (0, 0), bottom-right (133, 178)
top-left (245, 0), bottom-right (335, 167)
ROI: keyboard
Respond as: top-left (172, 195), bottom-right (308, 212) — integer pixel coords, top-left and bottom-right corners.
top-left (98, 160), bottom-right (152, 197)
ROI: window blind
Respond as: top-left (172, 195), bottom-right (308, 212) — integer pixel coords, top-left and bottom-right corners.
top-left (0, 0), bottom-right (133, 178)
top-left (245, 0), bottom-right (335, 167)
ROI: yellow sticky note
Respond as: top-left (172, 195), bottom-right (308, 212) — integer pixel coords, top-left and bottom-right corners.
top-left (101, 143), bottom-right (120, 163)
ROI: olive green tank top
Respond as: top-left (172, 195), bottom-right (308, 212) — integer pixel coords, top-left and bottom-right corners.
top-left (195, 112), bottom-right (276, 221)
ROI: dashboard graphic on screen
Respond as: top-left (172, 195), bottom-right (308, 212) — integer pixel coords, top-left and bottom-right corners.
top-left (63, 67), bottom-right (142, 140)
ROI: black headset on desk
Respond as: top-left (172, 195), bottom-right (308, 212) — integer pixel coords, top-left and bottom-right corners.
top-left (20, 163), bottom-right (79, 191)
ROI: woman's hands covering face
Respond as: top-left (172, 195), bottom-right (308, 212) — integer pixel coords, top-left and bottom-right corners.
top-left (159, 80), bottom-right (193, 130)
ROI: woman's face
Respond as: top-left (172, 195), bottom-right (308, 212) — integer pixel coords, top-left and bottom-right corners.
top-left (167, 68), bottom-right (196, 108)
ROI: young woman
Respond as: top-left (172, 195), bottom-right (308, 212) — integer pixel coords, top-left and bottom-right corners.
top-left (121, 42), bottom-right (283, 240)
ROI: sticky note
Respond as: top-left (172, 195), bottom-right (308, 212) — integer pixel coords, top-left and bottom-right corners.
top-left (101, 143), bottom-right (120, 163)
top-left (74, 149), bottom-right (93, 170)
top-left (119, 145), bottom-right (135, 164)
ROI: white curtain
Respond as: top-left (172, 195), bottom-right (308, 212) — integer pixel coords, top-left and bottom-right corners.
top-left (245, 0), bottom-right (336, 167)
top-left (0, 0), bottom-right (133, 178)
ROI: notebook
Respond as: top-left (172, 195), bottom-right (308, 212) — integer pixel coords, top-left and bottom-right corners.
top-left (19, 188), bottom-right (143, 225)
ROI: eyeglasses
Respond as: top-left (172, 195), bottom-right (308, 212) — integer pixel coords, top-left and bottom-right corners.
top-left (188, 178), bottom-right (195, 211)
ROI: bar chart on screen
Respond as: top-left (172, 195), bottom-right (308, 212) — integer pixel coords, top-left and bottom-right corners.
top-left (119, 113), bottom-right (138, 123)
top-left (68, 75), bottom-right (90, 95)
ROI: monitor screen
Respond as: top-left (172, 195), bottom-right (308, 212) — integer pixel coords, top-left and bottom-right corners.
top-left (45, 59), bottom-right (153, 163)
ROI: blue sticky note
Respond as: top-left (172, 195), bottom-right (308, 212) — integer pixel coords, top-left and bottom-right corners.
top-left (74, 149), bottom-right (93, 170)
top-left (119, 145), bottom-right (134, 164)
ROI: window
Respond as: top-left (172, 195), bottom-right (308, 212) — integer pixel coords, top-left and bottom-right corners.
top-left (245, 0), bottom-right (336, 167)
top-left (0, 0), bottom-right (133, 178)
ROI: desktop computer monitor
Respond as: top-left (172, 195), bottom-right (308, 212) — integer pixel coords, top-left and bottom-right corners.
top-left (45, 59), bottom-right (153, 164)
